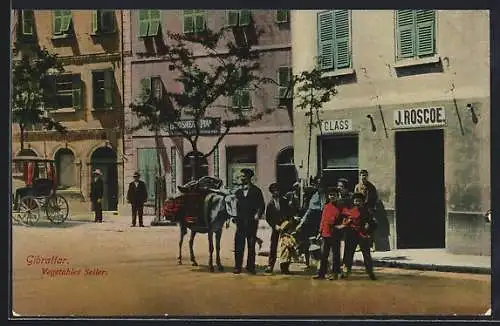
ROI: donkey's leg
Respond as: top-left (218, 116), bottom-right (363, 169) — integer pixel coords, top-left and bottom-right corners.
top-left (215, 228), bottom-right (224, 272)
top-left (189, 231), bottom-right (198, 266)
top-left (208, 230), bottom-right (215, 272)
top-left (178, 224), bottom-right (187, 265)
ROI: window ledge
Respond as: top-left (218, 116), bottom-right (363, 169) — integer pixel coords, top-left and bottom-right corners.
top-left (90, 31), bottom-right (117, 37)
top-left (91, 107), bottom-right (113, 112)
top-left (321, 68), bottom-right (355, 78)
top-left (51, 34), bottom-right (72, 40)
top-left (394, 55), bottom-right (441, 68)
top-left (51, 108), bottom-right (76, 113)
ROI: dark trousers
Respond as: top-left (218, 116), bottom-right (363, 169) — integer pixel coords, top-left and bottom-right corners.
top-left (267, 229), bottom-right (280, 269)
top-left (131, 204), bottom-right (144, 226)
top-left (234, 222), bottom-right (258, 271)
top-left (318, 234), bottom-right (342, 276)
top-left (93, 201), bottom-right (103, 222)
top-left (343, 228), bottom-right (374, 273)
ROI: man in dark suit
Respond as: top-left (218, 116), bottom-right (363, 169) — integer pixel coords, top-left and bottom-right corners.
top-left (264, 182), bottom-right (291, 273)
top-left (127, 171), bottom-right (148, 227)
top-left (233, 168), bottom-right (265, 275)
top-left (90, 169), bottom-right (104, 223)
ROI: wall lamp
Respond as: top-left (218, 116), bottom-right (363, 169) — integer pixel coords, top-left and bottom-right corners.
top-left (366, 114), bottom-right (377, 132)
top-left (466, 103), bottom-right (479, 124)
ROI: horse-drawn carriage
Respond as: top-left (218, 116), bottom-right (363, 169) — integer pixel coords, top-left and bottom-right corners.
top-left (12, 156), bottom-right (69, 226)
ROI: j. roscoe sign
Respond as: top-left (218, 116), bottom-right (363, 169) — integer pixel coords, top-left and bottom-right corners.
top-left (166, 118), bottom-right (221, 136)
top-left (393, 107), bottom-right (446, 129)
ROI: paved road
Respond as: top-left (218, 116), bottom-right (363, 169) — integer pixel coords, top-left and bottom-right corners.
top-left (11, 218), bottom-right (491, 317)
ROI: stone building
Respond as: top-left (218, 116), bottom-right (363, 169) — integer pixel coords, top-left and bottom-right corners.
top-left (291, 10), bottom-right (490, 255)
top-left (11, 10), bottom-right (125, 214)
top-left (123, 10), bottom-right (294, 213)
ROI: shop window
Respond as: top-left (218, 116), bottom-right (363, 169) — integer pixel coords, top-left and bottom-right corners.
top-left (276, 146), bottom-right (297, 194)
top-left (319, 135), bottom-right (359, 190)
top-left (55, 148), bottom-right (76, 189)
top-left (226, 146), bottom-right (257, 189)
top-left (183, 151), bottom-right (208, 184)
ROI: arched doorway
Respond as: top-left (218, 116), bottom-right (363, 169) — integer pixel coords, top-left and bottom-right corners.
top-left (276, 146), bottom-right (298, 194)
top-left (15, 148), bottom-right (38, 174)
top-left (90, 147), bottom-right (118, 211)
top-left (54, 148), bottom-right (76, 189)
top-left (183, 151), bottom-right (209, 184)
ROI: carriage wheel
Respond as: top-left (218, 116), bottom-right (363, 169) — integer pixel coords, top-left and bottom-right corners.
top-left (46, 195), bottom-right (69, 224)
top-left (19, 196), bottom-right (41, 226)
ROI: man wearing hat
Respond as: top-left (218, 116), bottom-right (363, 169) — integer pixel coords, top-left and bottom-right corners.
top-left (233, 168), bottom-right (265, 274)
top-left (127, 171), bottom-right (148, 227)
top-left (90, 169), bottom-right (104, 223)
top-left (264, 182), bottom-right (292, 273)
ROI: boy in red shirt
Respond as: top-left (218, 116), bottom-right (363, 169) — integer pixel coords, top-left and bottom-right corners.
top-left (341, 192), bottom-right (377, 280)
top-left (313, 187), bottom-right (342, 280)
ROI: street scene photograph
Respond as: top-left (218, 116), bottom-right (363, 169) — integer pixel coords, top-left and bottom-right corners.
top-left (10, 9), bottom-right (491, 317)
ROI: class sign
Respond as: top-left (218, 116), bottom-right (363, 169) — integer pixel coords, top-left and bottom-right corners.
top-left (321, 119), bottom-right (353, 133)
top-left (393, 107), bottom-right (446, 128)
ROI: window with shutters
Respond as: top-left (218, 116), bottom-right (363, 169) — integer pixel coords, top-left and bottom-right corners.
top-left (395, 10), bottom-right (436, 60)
top-left (92, 69), bottom-right (115, 109)
top-left (276, 10), bottom-right (289, 23)
top-left (138, 10), bottom-right (161, 38)
top-left (225, 10), bottom-right (252, 27)
top-left (183, 10), bottom-right (206, 34)
top-left (139, 76), bottom-right (164, 102)
top-left (317, 10), bottom-right (351, 71)
top-left (91, 10), bottom-right (116, 35)
top-left (232, 69), bottom-right (251, 109)
top-left (137, 148), bottom-right (159, 203)
top-left (278, 67), bottom-right (292, 103)
top-left (19, 10), bottom-right (35, 39)
top-left (49, 74), bottom-right (82, 110)
top-left (52, 10), bottom-right (73, 38)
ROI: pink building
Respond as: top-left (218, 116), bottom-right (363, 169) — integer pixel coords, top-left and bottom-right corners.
top-left (122, 10), bottom-right (296, 213)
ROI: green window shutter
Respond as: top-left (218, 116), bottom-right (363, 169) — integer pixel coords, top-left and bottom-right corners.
top-left (104, 70), bottom-right (114, 107)
top-left (61, 10), bottom-right (72, 34)
top-left (317, 11), bottom-right (334, 70)
top-left (138, 148), bottom-right (156, 202)
top-left (333, 10), bottom-right (350, 69)
top-left (278, 67), bottom-right (291, 99)
top-left (72, 74), bottom-right (82, 110)
top-left (240, 89), bottom-right (250, 108)
top-left (239, 10), bottom-right (251, 26)
top-left (138, 10), bottom-right (150, 37)
top-left (91, 10), bottom-right (98, 34)
top-left (194, 11), bottom-right (206, 32)
top-left (396, 10), bottom-right (416, 59)
top-left (276, 10), bottom-right (289, 23)
top-left (416, 10), bottom-right (435, 57)
top-left (226, 10), bottom-right (238, 27)
top-left (183, 10), bottom-right (194, 33)
top-left (22, 10), bottom-right (34, 36)
top-left (100, 10), bottom-right (115, 33)
top-left (140, 77), bottom-right (152, 100)
top-left (148, 10), bottom-right (161, 37)
top-left (53, 10), bottom-right (63, 35)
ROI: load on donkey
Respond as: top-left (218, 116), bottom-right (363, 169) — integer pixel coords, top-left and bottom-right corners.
top-left (162, 176), bottom-right (237, 272)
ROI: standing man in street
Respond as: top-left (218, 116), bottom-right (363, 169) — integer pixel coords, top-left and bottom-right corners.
top-left (354, 170), bottom-right (379, 215)
top-left (264, 182), bottom-right (291, 274)
top-left (90, 169), bottom-right (104, 223)
top-left (127, 171), bottom-right (148, 227)
top-left (233, 168), bottom-right (265, 275)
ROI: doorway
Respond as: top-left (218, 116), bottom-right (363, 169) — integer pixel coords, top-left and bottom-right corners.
top-left (276, 147), bottom-right (298, 194)
top-left (91, 147), bottom-right (118, 211)
top-left (395, 129), bottom-right (445, 249)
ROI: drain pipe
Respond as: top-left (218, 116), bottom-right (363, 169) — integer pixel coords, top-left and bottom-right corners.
top-left (120, 10), bottom-right (126, 210)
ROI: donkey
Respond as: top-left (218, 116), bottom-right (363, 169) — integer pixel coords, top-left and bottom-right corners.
top-left (174, 187), bottom-right (237, 272)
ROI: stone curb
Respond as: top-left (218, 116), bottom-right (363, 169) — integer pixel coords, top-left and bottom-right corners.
top-left (353, 259), bottom-right (491, 275)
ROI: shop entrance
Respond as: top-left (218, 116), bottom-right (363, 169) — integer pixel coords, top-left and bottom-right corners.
top-left (395, 129), bottom-right (445, 249)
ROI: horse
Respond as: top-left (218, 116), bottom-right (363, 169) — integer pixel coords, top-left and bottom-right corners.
top-left (166, 178), bottom-right (237, 272)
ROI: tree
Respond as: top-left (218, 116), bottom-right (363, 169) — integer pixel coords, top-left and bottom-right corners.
top-left (12, 44), bottom-right (67, 151)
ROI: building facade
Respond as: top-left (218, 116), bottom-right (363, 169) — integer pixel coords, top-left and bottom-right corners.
top-left (11, 10), bottom-right (125, 214)
top-left (123, 10), bottom-right (294, 213)
top-left (291, 10), bottom-right (490, 255)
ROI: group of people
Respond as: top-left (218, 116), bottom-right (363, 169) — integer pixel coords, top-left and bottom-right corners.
top-left (231, 168), bottom-right (380, 280)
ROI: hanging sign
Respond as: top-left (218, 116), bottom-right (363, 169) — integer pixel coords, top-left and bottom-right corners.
top-left (321, 119), bottom-right (353, 133)
top-left (393, 107), bottom-right (446, 129)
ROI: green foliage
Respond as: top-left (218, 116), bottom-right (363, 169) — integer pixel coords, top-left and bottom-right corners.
top-left (12, 44), bottom-right (67, 149)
